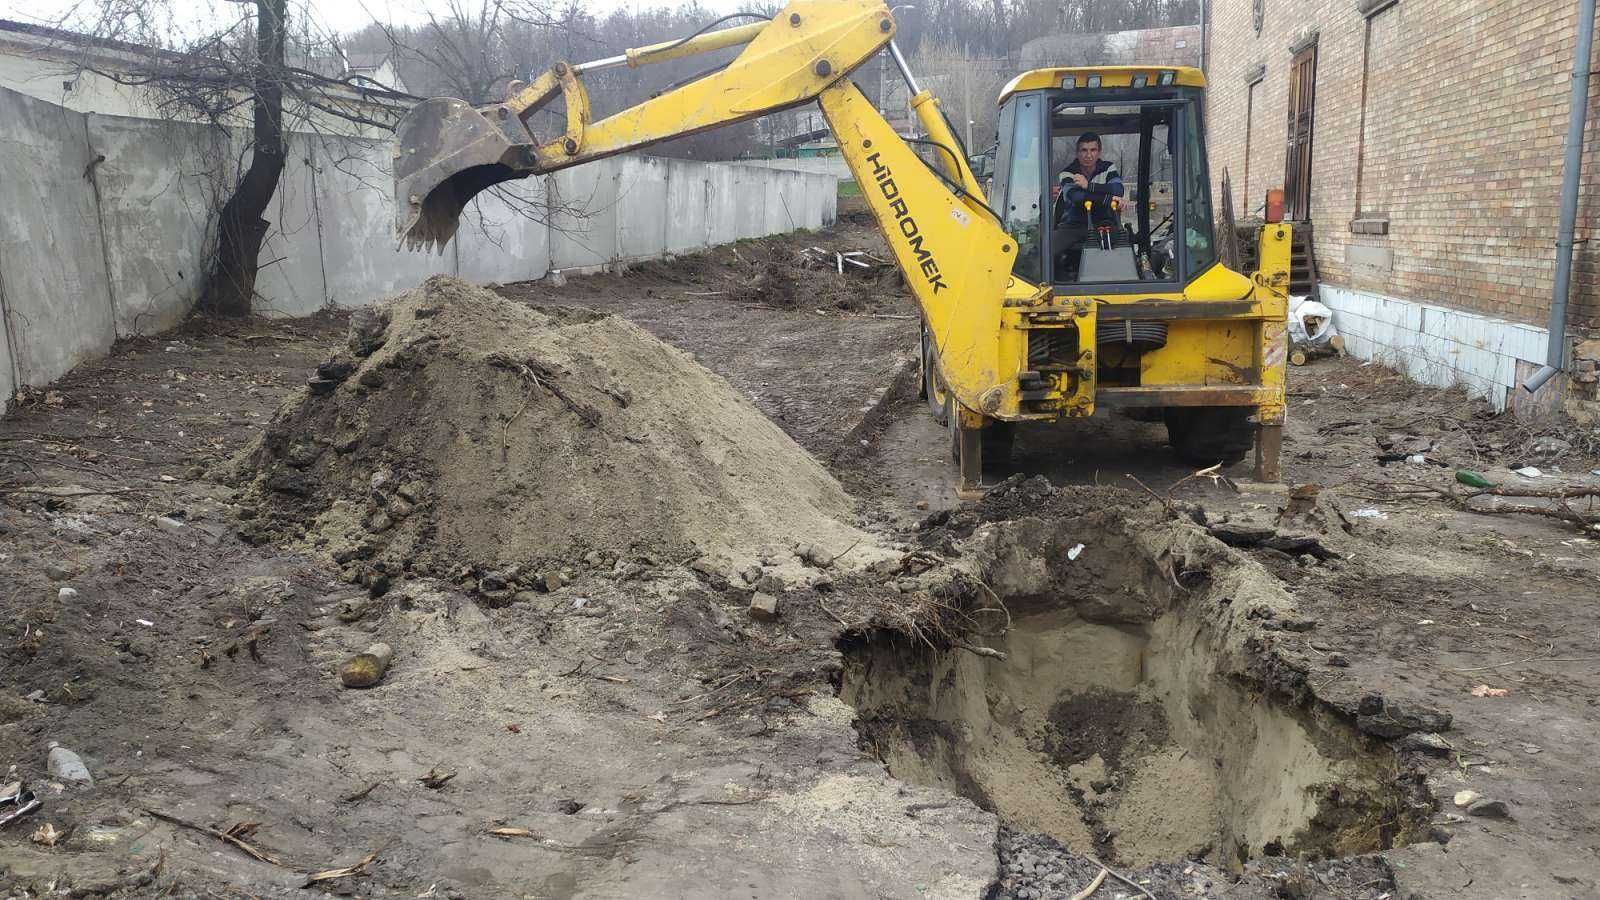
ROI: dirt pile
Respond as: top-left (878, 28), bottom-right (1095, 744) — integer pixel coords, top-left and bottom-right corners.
top-left (233, 275), bottom-right (871, 594)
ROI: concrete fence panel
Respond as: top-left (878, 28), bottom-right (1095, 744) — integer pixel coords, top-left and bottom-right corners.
top-left (0, 84), bottom-right (838, 414)
top-left (251, 132), bottom-right (329, 317)
top-left (313, 136), bottom-right (457, 304)
top-left (0, 89), bottom-right (116, 395)
top-left (549, 159), bottom-right (620, 271)
top-left (616, 156), bottom-right (671, 262)
top-left (86, 115), bottom-right (226, 337)
top-left (705, 165), bottom-right (743, 247)
top-left (454, 176), bottom-right (551, 285)
top-left (663, 159), bottom-right (711, 255)
top-left (735, 157), bottom-right (854, 185)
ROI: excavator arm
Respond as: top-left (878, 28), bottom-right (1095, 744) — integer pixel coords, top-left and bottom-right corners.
top-left (393, 0), bottom-right (1019, 415)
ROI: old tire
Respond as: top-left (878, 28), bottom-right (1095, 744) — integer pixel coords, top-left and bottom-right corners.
top-left (1164, 407), bottom-right (1256, 467)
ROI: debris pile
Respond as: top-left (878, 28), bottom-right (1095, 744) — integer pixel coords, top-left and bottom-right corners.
top-left (233, 276), bottom-right (869, 595)
top-left (797, 245), bottom-right (889, 276)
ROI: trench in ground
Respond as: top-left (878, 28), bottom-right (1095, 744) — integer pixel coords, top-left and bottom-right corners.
top-left (841, 514), bottom-right (1423, 870)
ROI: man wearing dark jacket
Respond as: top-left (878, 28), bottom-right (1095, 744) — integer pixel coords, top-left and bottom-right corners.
top-left (1052, 132), bottom-right (1124, 228)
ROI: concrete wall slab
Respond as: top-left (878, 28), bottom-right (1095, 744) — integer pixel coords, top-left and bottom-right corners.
top-left (0, 88), bottom-right (116, 391)
top-left (663, 160), bottom-right (711, 254)
top-left (87, 114), bottom-right (225, 336)
top-left (550, 160), bottom-right (619, 270)
top-left (617, 156), bottom-right (670, 261)
top-left (313, 136), bottom-right (456, 306)
top-left (252, 132), bottom-right (335, 317)
top-left (0, 84), bottom-right (838, 414)
top-left (455, 176), bottom-right (550, 284)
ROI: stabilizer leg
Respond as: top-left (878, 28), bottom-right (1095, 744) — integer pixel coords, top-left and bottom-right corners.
top-left (956, 409), bottom-right (985, 501)
top-left (1254, 422), bottom-right (1283, 483)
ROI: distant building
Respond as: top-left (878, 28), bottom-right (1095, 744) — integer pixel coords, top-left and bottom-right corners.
top-left (1204, 0), bottom-right (1598, 411)
top-left (303, 48), bottom-right (409, 96)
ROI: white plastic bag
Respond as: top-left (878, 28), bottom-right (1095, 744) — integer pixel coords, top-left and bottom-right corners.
top-left (1288, 295), bottom-right (1338, 347)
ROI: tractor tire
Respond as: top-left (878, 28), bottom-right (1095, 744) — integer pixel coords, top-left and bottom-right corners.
top-left (1164, 406), bottom-right (1257, 467)
top-left (922, 321), bottom-right (950, 427)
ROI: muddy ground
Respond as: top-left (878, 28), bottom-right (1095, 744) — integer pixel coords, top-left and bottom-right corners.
top-left (2, 201), bottom-right (1598, 899)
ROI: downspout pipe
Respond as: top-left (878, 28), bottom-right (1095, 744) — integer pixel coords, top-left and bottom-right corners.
top-left (1523, 0), bottom-right (1595, 394)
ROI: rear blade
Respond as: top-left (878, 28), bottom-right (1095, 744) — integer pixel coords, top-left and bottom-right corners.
top-left (394, 97), bottom-right (531, 252)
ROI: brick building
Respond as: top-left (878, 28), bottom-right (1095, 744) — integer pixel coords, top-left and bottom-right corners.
top-left (1204, 0), bottom-right (1598, 410)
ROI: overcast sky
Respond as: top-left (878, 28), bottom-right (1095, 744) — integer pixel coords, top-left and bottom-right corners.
top-left (14, 0), bottom-right (755, 40)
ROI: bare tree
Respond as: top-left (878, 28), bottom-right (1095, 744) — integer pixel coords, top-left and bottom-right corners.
top-left (47, 0), bottom-right (419, 316)
top-left (208, 0), bottom-right (286, 318)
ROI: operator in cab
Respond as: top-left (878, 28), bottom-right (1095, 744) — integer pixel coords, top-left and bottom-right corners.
top-left (1053, 132), bottom-right (1124, 226)
top-left (1051, 132), bottom-right (1125, 279)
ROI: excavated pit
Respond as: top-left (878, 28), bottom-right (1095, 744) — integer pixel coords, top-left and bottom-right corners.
top-left (843, 509), bottom-right (1422, 870)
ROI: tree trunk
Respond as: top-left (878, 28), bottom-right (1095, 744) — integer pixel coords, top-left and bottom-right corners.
top-left (198, 0), bottom-right (287, 317)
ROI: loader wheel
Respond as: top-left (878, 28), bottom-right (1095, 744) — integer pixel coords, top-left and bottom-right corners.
top-left (921, 322), bottom-right (950, 426)
top-left (947, 398), bottom-right (1015, 467)
top-left (1164, 406), bottom-right (1256, 467)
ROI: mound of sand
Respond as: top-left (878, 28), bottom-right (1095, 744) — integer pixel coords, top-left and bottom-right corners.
top-left (235, 276), bottom-right (871, 593)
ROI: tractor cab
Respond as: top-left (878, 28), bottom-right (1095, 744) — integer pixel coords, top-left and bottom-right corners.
top-left (989, 66), bottom-right (1218, 293)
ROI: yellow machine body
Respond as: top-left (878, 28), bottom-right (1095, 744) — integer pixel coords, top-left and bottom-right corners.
top-left (390, 2), bottom-right (1289, 494)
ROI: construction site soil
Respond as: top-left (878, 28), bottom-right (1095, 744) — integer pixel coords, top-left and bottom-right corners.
top-left (2, 203), bottom-right (1598, 898)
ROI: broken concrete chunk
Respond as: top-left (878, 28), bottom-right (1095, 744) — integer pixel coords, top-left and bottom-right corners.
top-left (1466, 798), bottom-right (1510, 819)
top-left (1207, 521), bottom-right (1277, 545)
top-left (316, 358), bottom-right (357, 383)
top-left (285, 441), bottom-right (324, 469)
top-left (689, 557), bottom-right (723, 579)
top-left (1401, 732), bottom-right (1452, 756)
top-left (348, 307), bottom-right (390, 356)
top-left (748, 592), bottom-right (779, 621)
top-left (1357, 699), bottom-right (1452, 738)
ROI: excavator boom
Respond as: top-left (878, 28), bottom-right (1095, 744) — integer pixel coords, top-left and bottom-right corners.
top-left (393, 0), bottom-right (1019, 417)
top-left (397, 0), bottom-right (891, 250)
top-left (392, 1), bottom-right (1290, 495)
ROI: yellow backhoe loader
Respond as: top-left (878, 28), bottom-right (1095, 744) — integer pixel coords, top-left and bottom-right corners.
top-left (391, 0), bottom-right (1290, 496)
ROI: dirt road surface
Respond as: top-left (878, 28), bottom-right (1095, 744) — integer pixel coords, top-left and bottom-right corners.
top-left (2, 203), bottom-right (1598, 898)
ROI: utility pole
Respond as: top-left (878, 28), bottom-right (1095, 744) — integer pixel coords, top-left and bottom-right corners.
top-left (961, 45), bottom-right (972, 149)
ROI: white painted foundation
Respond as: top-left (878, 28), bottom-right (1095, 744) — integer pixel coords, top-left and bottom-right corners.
top-left (1319, 284), bottom-right (1552, 412)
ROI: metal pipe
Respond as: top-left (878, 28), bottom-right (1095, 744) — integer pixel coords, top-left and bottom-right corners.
top-left (571, 53), bottom-right (628, 74)
top-left (572, 19), bottom-right (769, 74)
top-left (1522, 0), bottom-right (1595, 394)
top-left (888, 39), bottom-right (922, 96)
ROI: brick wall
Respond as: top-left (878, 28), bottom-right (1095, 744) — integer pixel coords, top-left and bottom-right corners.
top-left (1206, 0), bottom-right (1600, 326)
